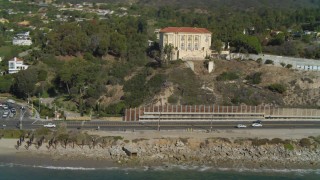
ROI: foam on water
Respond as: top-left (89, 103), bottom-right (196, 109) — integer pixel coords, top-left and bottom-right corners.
top-left (0, 161), bottom-right (319, 176)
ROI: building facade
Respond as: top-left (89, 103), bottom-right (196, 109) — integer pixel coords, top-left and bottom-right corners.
top-left (8, 57), bottom-right (28, 74)
top-left (12, 32), bottom-right (32, 46)
top-left (159, 27), bottom-right (212, 60)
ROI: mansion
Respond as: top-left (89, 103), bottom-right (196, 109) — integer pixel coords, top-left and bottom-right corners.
top-left (159, 27), bottom-right (212, 60)
top-left (8, 57), bottom-right (28, 74)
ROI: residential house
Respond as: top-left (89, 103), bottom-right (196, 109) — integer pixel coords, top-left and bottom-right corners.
top-left (159, 27), bottom-right (212, 60)
top-left (12, 32), bottom-right (32, 46)
top-left (8, 57), bottom-right (29, 74)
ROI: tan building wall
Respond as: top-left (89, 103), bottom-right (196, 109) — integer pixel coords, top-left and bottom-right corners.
top-left (159, 27), bottom-right (212, 60)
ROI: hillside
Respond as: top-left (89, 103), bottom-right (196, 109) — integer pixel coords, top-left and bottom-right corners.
top-left (155, 59), bottom-right (320, 108)
top-left (63, 0), bottom-right (320, 9)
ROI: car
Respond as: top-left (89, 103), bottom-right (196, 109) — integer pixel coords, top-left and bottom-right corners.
top-left (236, 124), bottom-right (247, 128)
top-left (3, 105), bottom-right (8, 110)
top-left (253, 120), bottom-right (262, 124)
top-left (10, 108), bottom-right (16, 114)
top-left (2, 111), bottom-right (9, 118)
top-left (44, 123), bottom-right (56, 128)
top-left (252, 123), bottom-right (263, 127)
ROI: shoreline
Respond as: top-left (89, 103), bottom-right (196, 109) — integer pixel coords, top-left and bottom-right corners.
top-left (1, 129), bottom-right (320, 171)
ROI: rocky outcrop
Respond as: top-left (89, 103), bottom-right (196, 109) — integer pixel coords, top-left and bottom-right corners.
top-left (31, 137), bottom-right (320, 169)
top-left (106, 137), bottom-right (320, 168)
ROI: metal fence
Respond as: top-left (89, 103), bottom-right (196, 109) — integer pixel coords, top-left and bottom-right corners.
top-left (124, 105), bottom-right (320, 121)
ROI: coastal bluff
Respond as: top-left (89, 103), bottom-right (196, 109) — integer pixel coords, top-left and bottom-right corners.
top-left (1, 129), bottom-right (320, 169)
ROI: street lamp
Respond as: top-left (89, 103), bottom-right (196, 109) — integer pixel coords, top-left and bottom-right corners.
top-left (19, 108), bottom-right (27, 130)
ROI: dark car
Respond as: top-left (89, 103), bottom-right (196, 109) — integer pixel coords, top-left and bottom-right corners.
top-left (11, 108), bottom-right (16, 114)
top-left (253, 120), bottom-right (262, 124)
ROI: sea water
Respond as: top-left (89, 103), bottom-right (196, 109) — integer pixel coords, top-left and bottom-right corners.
top-left (0, 163), bottom-right (319, 180)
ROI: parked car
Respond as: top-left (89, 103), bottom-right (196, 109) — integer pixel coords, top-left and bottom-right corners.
top-left (252, 123), bottom-right (263, 127)
top-left (3, 105), bottom-right (8, 110)
top-left (10, 108), bottom-right (16, 114)
top-left (44, 123), bottom-right (56, 128)
top-left (236, 124), bottom-right (247, 128)
top-left (2, 112), bottom-right (9, 118)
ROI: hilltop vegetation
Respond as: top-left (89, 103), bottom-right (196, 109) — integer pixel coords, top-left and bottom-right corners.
top-left (0, 0), bottom-right (320, 118)
top-left (63, 0), bottom-right (320, 10)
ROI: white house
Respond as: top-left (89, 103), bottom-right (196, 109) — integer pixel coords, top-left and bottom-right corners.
top-left (159, 27), bottom-right (212, 60)
top-left (8, 57), bottom-right (29, 74)
top-left (12, 32), bottom-right (32, 46)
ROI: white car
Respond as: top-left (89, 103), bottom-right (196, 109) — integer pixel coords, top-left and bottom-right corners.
top-left (252, 123), bottom-right (263, 127)
top-left (236, 124), bottom-right (247, 128)
top-left (44, 123), bottom-right (56, 128)
top-left (2, 111), bottom-right (9, 118)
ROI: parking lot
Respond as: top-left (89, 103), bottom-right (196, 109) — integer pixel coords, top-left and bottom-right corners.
top-left (0, 99), bottom-right (24, 123)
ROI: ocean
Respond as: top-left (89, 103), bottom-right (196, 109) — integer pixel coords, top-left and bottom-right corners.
top-left (0, 163), bottom-right (319, 180)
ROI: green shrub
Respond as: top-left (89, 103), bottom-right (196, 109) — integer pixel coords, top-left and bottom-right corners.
top-left (168, 95), bottom-right (179, 103)
top-left (245, 72), bottom-right (262, 84)
top-left (35, 127), bottom-right (51, 137)
top-left (251, 138), bottom-right (269, 146)
top-left (256, 58), bottom-right (262, 64)
top-left (299, 138), bottom-right (312, 148)
top-left (0, 129), bottom-right (27, 139)
top-left (264, 59), bottom-right (274, 65)
top-left (280, 62), bottom-right (286, 67)
top-left (0, 75), bottom-right (14, 93)
top-left (286, 64), bottom-right (292, 69)
top-left (216, 71), bottom-right (239, 81)
top-left (284, 143), bottom-right (294, 151)
top-left (269, 138), bottom-right (283, 144)
top-left (113, 136), bottom-right (124, 141)
top-left (268, 83), bottom-right (286, 94)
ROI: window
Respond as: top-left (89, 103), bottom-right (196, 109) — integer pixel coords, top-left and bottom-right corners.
top-left (188, 43), bottom-right (192, 50)
top-left (9, 62), bottom-right (15, 69)
top-left (164, 35), bottom-right (168, 43)
top-left (195, 35), bottom-right (199, 41)
top-left (181, 43), bottom-right (185, 50)
top-left (169, 35), bottom-right (173, 41)
top-left (195, 43), bottom-right (198, 50)
top-left (188, 35), bottom-right (192, 41)
top-left (205, 35), bottom-right (209, 42)
top-left (181, 35), bottom-right (185, 41)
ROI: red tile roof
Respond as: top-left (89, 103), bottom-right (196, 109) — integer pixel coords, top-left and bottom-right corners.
top-left (10, 57), bottom-right (23, 62)
top-left (160, 27), bottom-right (211, 33)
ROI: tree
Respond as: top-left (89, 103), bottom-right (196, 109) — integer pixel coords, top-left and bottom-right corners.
top-left (11, 68), bottom-right (38, 98)
top-left (163, 44), bottom-right (174, 64)
top-left (268, 33), bottom-right (285, 46)
top-left (0, 75), bottom-right (14, 93)
top-left (212, 39), bottom-right (224, 55)
top-left (232, 34), bottom-right (262, 54)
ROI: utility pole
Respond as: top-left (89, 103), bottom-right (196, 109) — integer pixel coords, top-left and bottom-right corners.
top-left (54, 103), bottom-right (56, 120)
top-left (38, 93), bottom-right (41, 115)
top-left (210, 114), bottom-right (213, 132)
top-left (158, 98), bottom-right (162, 131)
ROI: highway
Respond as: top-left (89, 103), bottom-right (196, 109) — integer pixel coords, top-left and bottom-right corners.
top-left (2, 118), bottom-right (320, 131)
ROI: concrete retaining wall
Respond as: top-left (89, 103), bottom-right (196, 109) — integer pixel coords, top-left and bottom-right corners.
top-left (227, 53), bottom-right (320, 71)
